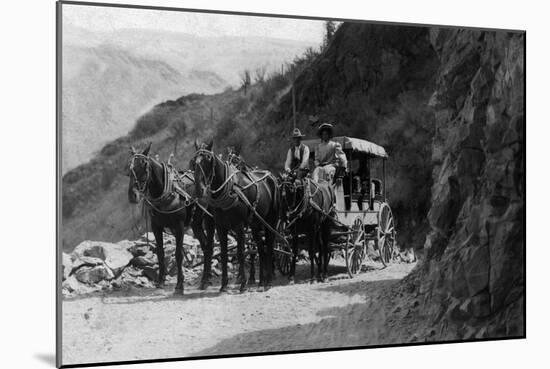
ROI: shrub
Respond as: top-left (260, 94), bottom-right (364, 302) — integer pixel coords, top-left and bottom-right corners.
top-left (130, 105), bottom-right (174, 138)
top-left (101, 165), bottom-right (118, 190)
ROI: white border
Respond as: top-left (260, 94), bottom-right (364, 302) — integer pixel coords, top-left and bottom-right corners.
top-left (2, 0), bottom-right (545, 368)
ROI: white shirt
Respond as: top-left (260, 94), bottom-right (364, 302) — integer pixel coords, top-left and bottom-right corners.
top-left (314, 140), bottom-right (347, 168)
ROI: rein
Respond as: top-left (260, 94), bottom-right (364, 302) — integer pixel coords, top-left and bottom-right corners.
top-left (194, 149), bottom-right (240, 210)
top-left (194, 148), bottom-right (288, 245)
top-left (281, 178), bottom-right (336, 228)
top-left (130, 153), bottom-right (213, 217)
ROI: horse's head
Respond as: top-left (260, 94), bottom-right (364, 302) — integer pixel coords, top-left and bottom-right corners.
top-left (279, 174), bottom-right (303, 220)
top-left (127, 142), bottom-right (152, 204)
top-left (226, 146), bottom-right (248, 170)
top-left (192, 139), bottom-right (215, 198)
top-left (226, 147), bottom-right (239, 166)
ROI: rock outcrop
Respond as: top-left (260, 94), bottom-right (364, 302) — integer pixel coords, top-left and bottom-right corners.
top-left (62, 233), bottom-right (225, 297)
top-left (414, 29), bottom-right (525, 339)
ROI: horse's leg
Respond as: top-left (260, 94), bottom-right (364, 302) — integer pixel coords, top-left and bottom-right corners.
top-left (194, 215), bottom-right (213, 290)
top-left (314, 230), bottom-right (323, 282)
top-left (321, 225), bottom-right (330, 282)
top-left (264, 228), bottom-right (275, 291)
top-left (152, 223), bottom-right (165, 288)
top-left (307, 228), bottom-right (316, 283)
top-left (173, 226), bottom-right (184, 295)
top-left (216, 224), bottom-right (229, 293)
top-left (251, 227), bottom-right (265, 291)
top-left (289, 229), bottom-right (298, 284)
top-left (235, 226), bottom-right (247, 293)
top-left (248, 239), bottom-right (256, 285)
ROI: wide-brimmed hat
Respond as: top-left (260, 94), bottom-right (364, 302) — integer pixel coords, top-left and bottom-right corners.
top-left (317, 123), bottom-right (334, 138)
top-left (291, 128), bottom-right (306, 138)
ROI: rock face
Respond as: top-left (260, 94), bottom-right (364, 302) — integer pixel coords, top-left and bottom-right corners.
top-left (416, 29), bottom-right (525, 339)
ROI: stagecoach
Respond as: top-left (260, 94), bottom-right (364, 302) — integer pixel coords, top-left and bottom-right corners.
top-left (275, 136), bottom-right (396, 277)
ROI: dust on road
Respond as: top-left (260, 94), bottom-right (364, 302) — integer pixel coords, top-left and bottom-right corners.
top-left (62, 261), bottom-right (418, 366)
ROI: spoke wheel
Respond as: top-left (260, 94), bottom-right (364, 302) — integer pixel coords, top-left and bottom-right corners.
top-left (275, 221), bottom-right (292, 276)
top-left (377, 203), bottom-right (396, 267)
top-left (345, 217), bottom-right (366, 277)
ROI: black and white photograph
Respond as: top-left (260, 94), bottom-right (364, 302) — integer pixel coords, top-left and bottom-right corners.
top-left (18, 0), bottom-right (527, 367)
top-left (55, 1), bottom-right (526, 367)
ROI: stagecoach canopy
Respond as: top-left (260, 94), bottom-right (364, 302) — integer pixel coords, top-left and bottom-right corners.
top-left (302, 136), bottom-right (388, 158)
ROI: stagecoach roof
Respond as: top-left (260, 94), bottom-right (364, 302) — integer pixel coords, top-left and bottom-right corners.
top-left (302, 136), bottom-right (388, 158)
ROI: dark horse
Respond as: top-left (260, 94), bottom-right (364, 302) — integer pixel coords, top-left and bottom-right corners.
top-left (127, 143), bottom-right (215, 294)
top-left (192, 140), bottom-right (280, 292)
top-left (279, 174), bottom-right (335, 282)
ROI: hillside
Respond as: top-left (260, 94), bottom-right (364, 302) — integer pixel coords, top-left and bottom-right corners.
top-left (61, 23), bottom-right (318, 173)
top-left (62, 45), bottom-right (223, 173)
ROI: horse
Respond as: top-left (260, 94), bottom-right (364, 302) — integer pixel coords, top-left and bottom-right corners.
top-left (279, 173), bottom-right (335, 282)
top-left (192, 140), bottom-right (280, 292)
top-left (127, 143), bottom-right (216, 294)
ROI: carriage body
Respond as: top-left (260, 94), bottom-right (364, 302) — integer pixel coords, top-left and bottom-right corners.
top-left (295, 136), bottom-right (396, 274)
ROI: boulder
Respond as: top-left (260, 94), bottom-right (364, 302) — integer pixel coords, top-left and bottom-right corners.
top-left (183, 234), bottom-right (200, 248)
top-left (116, 239), bottom-right (136, 250)
top-left (142, 266), bottom-right (159, 281)
top-left (398, 248), bottom-right (416, 263)
top-left (71, 240), bottom-right (133, 275)
top-left (71, 255), bottom-right (104, 271)
top-left (127, 244), bottom-right (152, 257)
top-left (72, 240), bottom-right (107, 259)
top-left (103, 246), bottom-right (133, 275)
top-left (62, 252), bottom-right (73, 280)
top-left (74, 264), bottom-right (114, 284)
top-left (140, 232), bottom-right (156, 243)
top-left (62, 275), bottom-right (99, 296)
top-left (131, 253), bottom-right (157, 268)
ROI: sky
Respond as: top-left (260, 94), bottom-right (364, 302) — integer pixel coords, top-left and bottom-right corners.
top-left (62, 3), bottom-right (325, 43)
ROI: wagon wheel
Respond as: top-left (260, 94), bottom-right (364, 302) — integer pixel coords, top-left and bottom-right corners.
top-left (275, 221), bottom-right (292, 276)
top-left (377, 203), bottom-right (396, 266)
top-left (345, 217), bottom-right (366, 277)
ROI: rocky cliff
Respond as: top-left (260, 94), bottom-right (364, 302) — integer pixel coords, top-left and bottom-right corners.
top-left (413, 29), bottom-right (525, 339)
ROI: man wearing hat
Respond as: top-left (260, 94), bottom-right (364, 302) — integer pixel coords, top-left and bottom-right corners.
top-left (284, 128), bottom-right (310, 179)
top-left (313, 123), bottom-right (347, 182)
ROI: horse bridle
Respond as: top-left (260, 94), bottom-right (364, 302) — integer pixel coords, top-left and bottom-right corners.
top-left (280, 178), bottom-right (305, 220)
top-left (130, 153), bottom-right (199, 214)
top-left (193, 148), bottom-right (236, 197)
top-left (129, 153), bottom-right (151, 194)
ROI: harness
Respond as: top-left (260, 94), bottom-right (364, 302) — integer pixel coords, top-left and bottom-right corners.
top-left (281, 177), bottom-right (340, 229)
top-left (193, 148), bottom-right (287, 245)
top-left (129, 154), bottom-right (213, 217)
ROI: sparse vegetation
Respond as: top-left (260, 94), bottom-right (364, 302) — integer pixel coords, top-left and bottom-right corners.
top-left (239, 69), bottom-right (251, 95)
top-left (254, 65), bottom-right (267, 84)
top-left (170, 119), bottom-right (187, 155)
top-left (130, 105), bottom-right (174, 138)
top-left (323, 21), bottom-right (337, 49)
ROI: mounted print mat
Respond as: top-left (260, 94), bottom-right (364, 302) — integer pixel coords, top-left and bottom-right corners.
top-left (57, 1), bottom-right (526, 367)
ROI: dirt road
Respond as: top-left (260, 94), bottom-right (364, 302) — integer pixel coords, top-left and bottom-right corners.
top-left (62, 260), bottom-right (419, 366)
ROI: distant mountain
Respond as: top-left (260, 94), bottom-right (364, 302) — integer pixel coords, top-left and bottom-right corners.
top-left (63, 23), bottom-right (317, 85)
top-left (61, 45), bottom-right (215, 173)
top-left (61, 24), bottom-right (318, 173)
